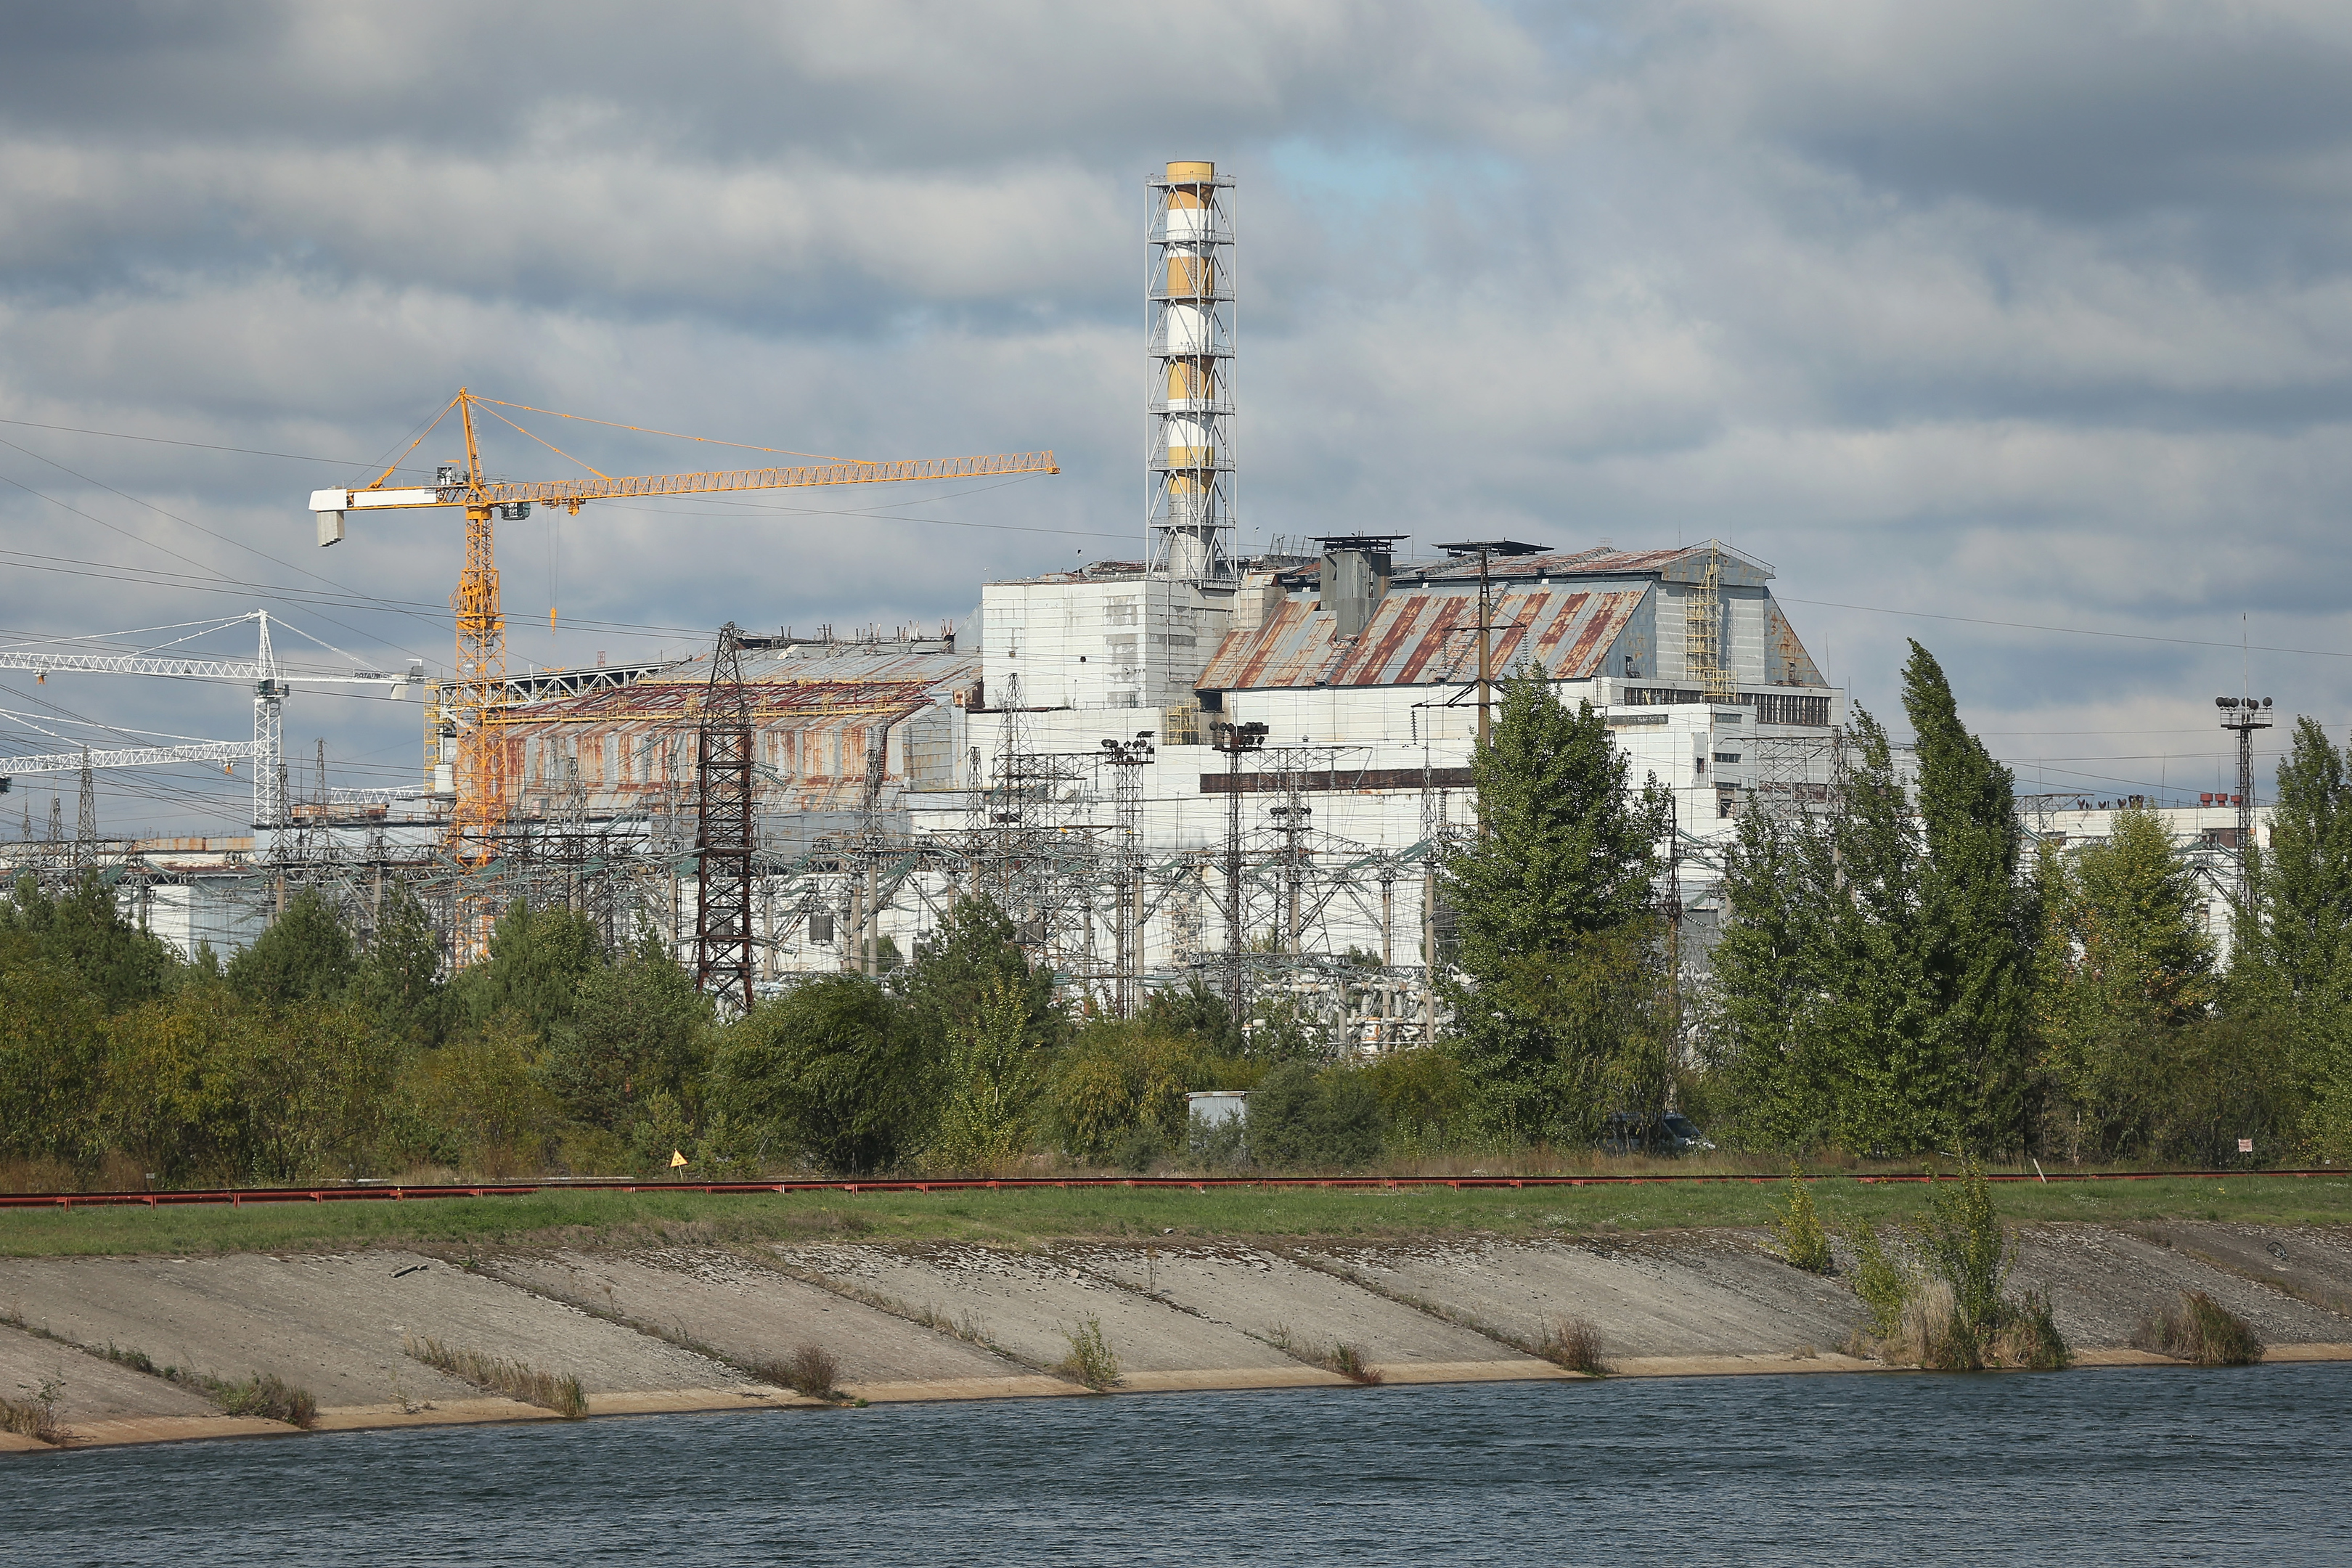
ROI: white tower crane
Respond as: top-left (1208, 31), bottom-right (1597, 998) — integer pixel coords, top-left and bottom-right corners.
top-left (0, 612), bottom-right (422, 828)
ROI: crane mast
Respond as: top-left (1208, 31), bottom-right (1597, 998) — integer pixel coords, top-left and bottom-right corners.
top-left (315, 389), bottom-right (1057, 869)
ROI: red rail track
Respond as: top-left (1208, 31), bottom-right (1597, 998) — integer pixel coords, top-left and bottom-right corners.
top-left (0, 1168), bottom-right (2336, 1210)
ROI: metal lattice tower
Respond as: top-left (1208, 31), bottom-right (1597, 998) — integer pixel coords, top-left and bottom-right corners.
top-left (1101, 732), bottom-right (1154, 1015)
top-left (2219, 695), bottom-right (2273, 908)
top-left (1148, 160), bottom-right (1237, 587)
top-left (73, 748), bottom-right (97, 865)
top-left (695, 623), bottom-right (756, 1014)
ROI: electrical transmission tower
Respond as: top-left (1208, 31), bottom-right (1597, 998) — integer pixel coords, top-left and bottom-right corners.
top-left (695, 622), bottom-right (756, 1015)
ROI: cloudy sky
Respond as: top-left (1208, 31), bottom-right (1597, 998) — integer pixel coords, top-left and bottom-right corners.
top-left (4, 0), bottom-right (2349, 836)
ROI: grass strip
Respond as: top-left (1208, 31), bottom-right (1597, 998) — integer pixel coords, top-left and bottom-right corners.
top-left (2, 1175), bottom-right (2345, 1258)
top-left (402, 1334), bottom-right (587, 1418)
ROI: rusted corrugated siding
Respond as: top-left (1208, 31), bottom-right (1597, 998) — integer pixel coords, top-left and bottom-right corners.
top-left (1197, 587), bottom-right (1647, 691)
top-left (1766, 602), bottom-right (1824, 687)
top-left (491, 645), bottom-right (973, 817)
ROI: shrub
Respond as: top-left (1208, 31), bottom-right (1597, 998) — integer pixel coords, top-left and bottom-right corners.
top-left (1990, 1289), bottom-right (2073, 1371)
top-left (1325, 1342), bottom-right (1383, 1385)
top-left (1247, 1063), bottom-right (1387, 1169)
top-left (1911, 1159), bottom-right (2010, 1341)
top-left (1845, 1224), bottom-right (1912, 1339)
top-left (711, 976), bottom-right (928, 1174)
top-left (1887, 1278), bottom-right (1979, 1371)
top-left (1535, 1316), bottom-right (1612, 1376)
top-left (753, 1344), bottom-right (841, 1400)
top-left (0, 1376), bottom-right (64, 1444)
top-left (1767, 1164), bottom-right (1832, 1273)
top-left (2133, 1291), bottom-right (2264, 1366)
top-left (211, 1371), bottom-right (319, 1429)
top-left (1048, 1021), bottom-right (1201, 1164)
top-left (1056, 1317), bottom-right (1120, 1389)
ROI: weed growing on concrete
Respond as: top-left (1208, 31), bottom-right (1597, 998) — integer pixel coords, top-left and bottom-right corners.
top-left (1, 1376), bottom-right (65, 1443)
top-left (752, 1344), bottom-right (842, 1401)
top-left (1768, 1164), bottom-right (1833, 1273)
top-left (404, 1334), bottom-right (587, 1418)
top-left (102, 1341), bottom-right (162, 1376)
top-left (208, 1372), bottom-right (319, 1429)
top-left (1535, 1316), bottom-right (1612, 1376)
top-left (1055, 1316), bottom-right (1120, 1389)
top-left (1990, 1289), bottom-right (2072, 1371)
top-left (2133, 1291), bottom-right (2264, 1365)
top-left (1325, 1342), bottom-right (1384, 1385)
top-left (1885, 1279), bottom-right (1977, 1370)
top-left (1841, 1168), bottom-right (2070, 1371)
top-left (1262, 1323), bottom-right (1383, 1384)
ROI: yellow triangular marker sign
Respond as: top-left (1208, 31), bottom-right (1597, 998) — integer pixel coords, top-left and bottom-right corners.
top-left (669, 1149), bottom-right (687, 1168)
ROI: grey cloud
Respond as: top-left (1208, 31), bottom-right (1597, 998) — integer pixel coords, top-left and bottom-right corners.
top-left (7, 1), bottom-right (2352, 836)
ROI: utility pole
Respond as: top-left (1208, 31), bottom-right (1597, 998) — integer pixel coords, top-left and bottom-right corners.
top-left (1434, 540), bottom-right (1546, 748)
top-left (2218, 695), bottom-right (2273, 910)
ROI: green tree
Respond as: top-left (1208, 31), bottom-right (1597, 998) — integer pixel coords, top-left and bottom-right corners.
top-left (1138, 976), bottom-right (1242, 1055)
top-left (1440, 667), bottom-right (1665, 976)
top-left (1246, 1062), bottom-right (1387, 1169)
top-left (931, 981), bottom-right (1051, 1171)
top-left (1704, 807), bottom-right (1842, 1150)
top-left (2246, 716), bottom-right (2352, 996)
top-left (1448, 927), bottom-right (1665, 1146)
top-left (0, 871), bottom-right (178, 1011)
top-left (1904, 642), bottom-right (2035, 1151)
top-left (541, 924), bottom-right (711, 1131)
top-left (2035, 806), bottom-right (2218, 1159)
top-left (227, 888), bottom-right (356, 1007)
top-left (402, 1011), bottom-right (564, 1174)
top-left (2229, 718), bottom-right (2352, 1163)
top-left (446, 899), bottom-right (605, 1042)
top-left (711, 976), bottom-right (924, 1172)
top-left (895, 894), bottom-right (1061, 1055)
top-left (1705, 645), bottom-right (2034, 1157)
top-left (1437, 666), bottom-right (1670, 1144)
top-left (0, 960), bottom-right (110, 1167)
top-left (350, 883), bottom-right (446, 1045)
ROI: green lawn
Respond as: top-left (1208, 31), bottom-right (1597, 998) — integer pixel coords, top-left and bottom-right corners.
top-left (2, 1173), bottom-right (2346, 1257)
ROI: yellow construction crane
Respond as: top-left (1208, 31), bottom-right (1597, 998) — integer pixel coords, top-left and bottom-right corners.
top-left (314, 388), bottom-right (1055, 862)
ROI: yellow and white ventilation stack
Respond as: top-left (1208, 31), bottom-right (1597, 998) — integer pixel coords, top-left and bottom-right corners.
top-left (1148, 160), bottom-right (1236, 584)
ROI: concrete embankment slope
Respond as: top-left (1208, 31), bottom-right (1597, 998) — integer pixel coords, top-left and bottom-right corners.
top-left (4, 1222), bottom-right (2350, 1450)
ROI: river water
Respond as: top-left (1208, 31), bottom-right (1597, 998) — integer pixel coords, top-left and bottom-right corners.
top-left (7, 1363), bottom-right (2348, 1565)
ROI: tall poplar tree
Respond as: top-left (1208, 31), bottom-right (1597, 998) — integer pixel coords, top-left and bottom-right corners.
top-left (1903, 641), bottom-right (2035, 1151)
top-left (1439, 666), bottom-right (1670, 1143)
top-left (1708, 643), bottom-right (2033, 1156)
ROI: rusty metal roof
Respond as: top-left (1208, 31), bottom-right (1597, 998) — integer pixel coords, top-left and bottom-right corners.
top-left (1199, 585), bottom-right (1648, 691)
top-left (1286, 542), bottom-right (1773, 589)
top-left (491, 642), bottom-right (974, 729)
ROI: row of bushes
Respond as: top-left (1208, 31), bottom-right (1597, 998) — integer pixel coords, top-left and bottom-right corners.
top-left (0, 872), bottom-right (1487, 1185)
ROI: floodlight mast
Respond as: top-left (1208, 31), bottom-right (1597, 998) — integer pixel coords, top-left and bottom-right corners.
top-left (2217, 694), bottom-right (2274, 907)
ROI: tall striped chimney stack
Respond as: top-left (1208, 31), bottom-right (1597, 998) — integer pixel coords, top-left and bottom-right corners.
top-left (1148, 160), bottom-right (1236, 585)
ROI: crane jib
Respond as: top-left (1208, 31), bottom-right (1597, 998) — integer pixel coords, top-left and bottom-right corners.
top-left (309, 451), bottom-right (1057, 516)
